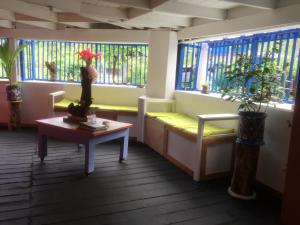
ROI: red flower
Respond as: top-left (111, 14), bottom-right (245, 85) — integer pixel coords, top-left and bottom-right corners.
top-left (77, 48), bottom-right (102, 63)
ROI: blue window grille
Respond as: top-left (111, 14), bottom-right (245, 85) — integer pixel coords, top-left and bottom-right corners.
top-left (19, 40), bottom-right (148, 86)
top-left (176, 28), bottom-right (300, 103)
top-left (176, 43), bottom-right (202, 90)
top-left (0, 38), bottom-right (8, 79)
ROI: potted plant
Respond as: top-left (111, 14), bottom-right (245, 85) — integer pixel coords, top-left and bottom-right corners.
top-left (201, 83), bottom-right (209, 94)
top-left (45, 61), bottom-right (57, 81)
top-left (220, 48), bottom-right (284, 199)
top-left (0, 40), bottom-right (27, 101)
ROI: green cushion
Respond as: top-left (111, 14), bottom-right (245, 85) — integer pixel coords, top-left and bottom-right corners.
top-left (91, 103), bottom-right (137, 112)
top-left (147, 112), bottom-right (234, 137)
top-left (54, 98), bottom-right (76, 108)
top-left (54, 98), bottom-right (138, 113)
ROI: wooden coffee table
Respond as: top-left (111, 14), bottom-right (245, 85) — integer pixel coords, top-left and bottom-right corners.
top-left (36, 117), bottom-right (132, 175)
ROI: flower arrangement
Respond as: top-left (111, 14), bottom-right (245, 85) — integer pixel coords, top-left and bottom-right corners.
top-left (77, 48), bottom-right (102, 83)
top-left (78, 48), bottom-right (101, 65)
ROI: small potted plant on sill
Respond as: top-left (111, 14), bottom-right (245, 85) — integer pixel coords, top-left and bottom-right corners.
top-left (0, 40), bottom-right (27, 102)
top-left (45, 61), bottom-right (57, 81)
top-left (201, 83), bottom-right (209, 94)
top-left (220, 47), bottom-right (286, 200)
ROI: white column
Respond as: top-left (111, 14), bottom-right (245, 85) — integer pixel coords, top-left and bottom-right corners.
top-left (146, 31), bottom-right (178, 99)
top-left (197, 43), bottom-right (209, 90)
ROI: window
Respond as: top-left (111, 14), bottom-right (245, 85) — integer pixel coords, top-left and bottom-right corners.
top-left (176, 43), bottom-right (202, 90)
top-left (0, 38), bottom-right (8, 79)
top-left (176, 28), bottom-right (300, 103)
top-left (19, 40), bottom-right (149, 86)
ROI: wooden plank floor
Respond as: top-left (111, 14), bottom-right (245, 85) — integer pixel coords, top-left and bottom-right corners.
top-left (0, 128), bottom-right (281, 225)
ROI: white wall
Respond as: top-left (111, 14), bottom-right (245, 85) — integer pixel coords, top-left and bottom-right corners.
top-left (19, 81), bottom-right (145, 124)
top-left (175, 91), bottom-right (293, 193)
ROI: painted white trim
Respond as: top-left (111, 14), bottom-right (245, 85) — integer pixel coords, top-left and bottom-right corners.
top-left (0, 28), bottom-right (150, 43)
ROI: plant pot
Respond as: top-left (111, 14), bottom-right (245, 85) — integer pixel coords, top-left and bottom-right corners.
top-left (237, 111), bottom-right (266, 146)
top-left (228, 143), bottom-right (260, 200)
top-left (201, 86), bottom-right (209, 94)
top-left (228, 111), bottom-right (267, 200)
top-left (6, 84), bottom-right (22, 101)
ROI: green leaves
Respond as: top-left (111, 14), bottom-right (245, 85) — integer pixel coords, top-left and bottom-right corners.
top-left (0, 40), bottom-right (27, 85)
top-left (220, 48), bottom-right (283, 113)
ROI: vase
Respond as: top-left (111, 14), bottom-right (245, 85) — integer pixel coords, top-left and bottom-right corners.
top-left (237, 111), bottom-right (266, 146)
top-left (6, 84), bottom-right (22, 102)
top-left (228, 111), bottom-right (267, 200)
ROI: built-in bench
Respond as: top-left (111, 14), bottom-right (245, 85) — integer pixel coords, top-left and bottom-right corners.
top-left (48, 91), bottom-right (138, 138)
top-left (139, 96), bottom-right (239, 181)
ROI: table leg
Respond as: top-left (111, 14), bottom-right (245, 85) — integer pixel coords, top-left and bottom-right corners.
top-left (119, 128), bottom-right (129, 162)
top-left (38, 134), bottom-right (47, 162)
top-left (85, 141), bottom-right (95, 175)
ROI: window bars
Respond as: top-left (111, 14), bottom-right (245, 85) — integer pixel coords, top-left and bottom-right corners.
top-left (19, 40), bottom-right (148, 86)
top-left (176, 28), bottom-right (300, 103)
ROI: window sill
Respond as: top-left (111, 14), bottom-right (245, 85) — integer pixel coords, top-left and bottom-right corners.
top-left (175, 90), bottom-right (294, 112)
top-left (20, 80), bottom-right (145, 89)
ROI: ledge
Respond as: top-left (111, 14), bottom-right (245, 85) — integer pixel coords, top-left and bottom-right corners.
top-left (20, 80), bottom-right (145, 89)
top-left (175, 90), bottom-right (294, 113)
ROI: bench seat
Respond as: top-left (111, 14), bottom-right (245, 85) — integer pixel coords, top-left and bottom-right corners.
top-left (146, 112), bottom-right (234, 138)
top-left (50, 94), bottom-right (139, 138)
top-left (144, 111), bottom-right (237, 180)
top-left (54, 98), bottom-right (138, 113)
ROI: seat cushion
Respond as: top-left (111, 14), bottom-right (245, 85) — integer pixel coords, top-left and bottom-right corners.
top-left (91, 103), bottom-right (138, 113)
top-left (54, 98), bottom-right (76, 109)
top-left (146, 112), bottom-right (234, 137)
top-left (54, 98), bottom-right (138, 113)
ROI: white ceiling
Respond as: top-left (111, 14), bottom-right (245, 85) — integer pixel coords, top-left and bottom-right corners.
top-left (0, 0), bottom-right (298, 30)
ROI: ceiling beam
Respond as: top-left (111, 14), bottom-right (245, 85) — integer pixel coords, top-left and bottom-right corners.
top-left (150, 0), bottom-right (169, 8)
top-left (97, 0), bottom-right (150, 9)
top-left (124, 12), bottom-right (191, 28)
top-left (221, 0), bottom-right (276, 9)
top-left (0, 9), bottom-right (15, 21)
top-left (153, 1), bottom-right (227, 20)
top-left (22, 0), bottom-right (82, 13)
top-left (178, 3), bottom-right (300, 40)
top-left (80, 3), bottom-right (128, 20)
top-left (61, 22), bottom-right (91, 29)
top-left (0, 20), bottom-right (13, 28)
top-left (16, 21), bottom-right (57, 29)
top-left (0, 0), bottom-right (57, 22)
top-left (127, 8), bottom-right (151, 19)
top-left (57, 13), bottom-right (98, 23)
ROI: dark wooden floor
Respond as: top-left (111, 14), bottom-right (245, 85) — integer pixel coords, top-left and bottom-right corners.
top-left (0, 128), bottom-right (282, 225)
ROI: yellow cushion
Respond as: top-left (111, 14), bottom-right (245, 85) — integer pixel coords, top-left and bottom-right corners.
top-left (91, 103), bottom-right (137, 112)
top-left (147, 112), bottom-right (234, 137)
top-left (54, 98), bottom-right (76, 108)
top-left (54, 98), bottom-right (138, 113)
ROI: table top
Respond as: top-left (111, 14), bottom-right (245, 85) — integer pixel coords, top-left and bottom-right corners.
top-left (36, 117), bottom-right (132, 137)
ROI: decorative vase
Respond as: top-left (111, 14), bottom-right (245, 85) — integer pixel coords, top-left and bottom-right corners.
top-left (6, 84), bottom-right (22, 101)
top-left (237, 111), bottom-right (266, 145)
top-left (228, 111), bottom-right (267, 200)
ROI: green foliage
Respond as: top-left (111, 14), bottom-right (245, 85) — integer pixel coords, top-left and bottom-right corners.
top-left (220, 48), bottom-right (287, 113)
top-left (0, 40), bottom-right (27, 85)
